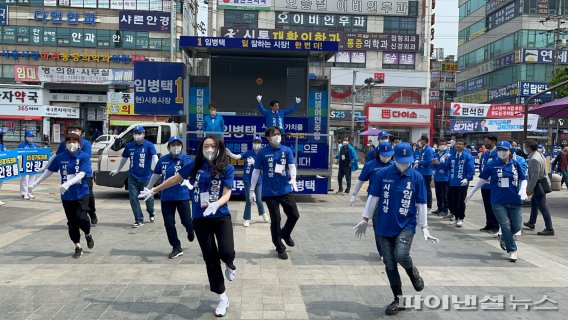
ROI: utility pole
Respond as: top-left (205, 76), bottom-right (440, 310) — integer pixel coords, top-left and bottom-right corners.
top-left (351, 70), bottom-right (356, 141)
top-left (440, 75), bottom-right (447, 140)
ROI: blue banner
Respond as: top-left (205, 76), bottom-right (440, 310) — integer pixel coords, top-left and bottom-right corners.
top-left (0, 150), bottom-right (20, 182)
top-left (179, 36), bottom-right (339, 52)
top-left (0, 4), bottom-right (8, 26)
top-left (308, 90), bottom-right (328, 143)
top-left (188, 86), bottom-right (210, 143)
top-left (17, 148), bottom-right (50, 176)
top-left (134, 62), bottom-right (184, 115)
top-left (231, 177), bottom-right (328, 195)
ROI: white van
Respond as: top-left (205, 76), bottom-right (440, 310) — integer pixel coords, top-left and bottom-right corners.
top-left (95, 122), bottom-right (187, 189)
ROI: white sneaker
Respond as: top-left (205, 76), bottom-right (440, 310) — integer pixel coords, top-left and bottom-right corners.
top-left (456, 219), bottom-right (464, 227)
top-left (214, 296), bottom-right (230, 317)
top-left (0, 200), bottom-right (5, 206)
top-left (28, 193), bottom-right (35, 199)
top-left (508, 251), bottom-right (518, 262)
top-left (514, 230), bottom-right (522, 236)
top-left (243, 220), bottom-right (250, 227)
top-left (448, 219), bottom-right (456, 226)
top-left (22, 194), bottom-right (30, 200)
top-left (224, 265), bottom-right (236, 281)
top-left (262, 214), bottom-right (270, 223)
top-left (427, 208), bottom-right (432, 215)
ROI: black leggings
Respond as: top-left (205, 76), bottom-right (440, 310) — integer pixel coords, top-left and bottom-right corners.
top-left (263, 193), bottom-right (300, 252)
top-left (62, 199), bottom-right (91, 244)
top-left (86, 177), bottom-right (97, 220)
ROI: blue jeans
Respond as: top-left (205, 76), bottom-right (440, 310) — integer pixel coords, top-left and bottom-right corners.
top-left (243, 182), bottom-right (265, 220)
top-left (128, 175), bottom-right (154, 223)
top-left (161, 200), bottom-right (193, 250)
top-left (493, 204), bottom-right (522, 252)
top-left (560, 169), bottom-right (568, 188)
top-left (529, 194), bottom-right (554, 230)
top-left (378, 228), bottom-right (415, 287)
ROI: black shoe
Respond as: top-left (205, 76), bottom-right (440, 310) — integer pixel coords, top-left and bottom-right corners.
top-left (432, 209), bottom-right (442, 214)
top-left (409, 267), bottom-right (424, 292)
top-left (277, 250), bottom-right (288, 260)
top-left (187, 229), bottom-right (195, 242)
top-left (283, 237), bottom-right (295, 247)
top-left (90, 217), bottom-right (98, 226)
top-left (537, 229), bottom-right (555, 236)
top-left (73, 247), bottom-right (83, 259)
top-left (169, 248), bottom-right (183, 259)
top-left (85, 234), bottom-right (94, 249)
top-left (479, 226), bottom-right (492, 233)
top-left (523, 222), bottom-right (535, 230)
top-left (489, 228), bottom-right (499, 234)
top-left (385, 300), bottom-right (403, 315)
top-left (497, 234), bottom-right (506, 251)
top-left (344, 189), bottom-right (350, 194)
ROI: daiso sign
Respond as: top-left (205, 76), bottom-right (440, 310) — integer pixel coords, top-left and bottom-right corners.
top-left (381, 109), bottom-right (419, 119)
top-left (367, 103), bottom-right (432, 126)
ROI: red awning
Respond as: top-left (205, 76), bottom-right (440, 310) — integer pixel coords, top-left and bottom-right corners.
top-left (1, 115), bottom-right (43, 121)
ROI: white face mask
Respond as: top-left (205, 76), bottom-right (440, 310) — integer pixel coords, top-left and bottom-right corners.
top-left (538, 148), bottom-right (544, 153)
top-left (523, 147), bottom-right (529, 154)
top-left (343, 141), bottom-right (348, 145)
top-left (439, 145), bottom-right (447, 151)
top-left (26, 137), bottom-right (34, 142)
top-left (395, 161), bottom-right (411, 173)
top-left (450, 140), bottom-right (456, 146)
top-left (379, 155), bottom-right (392, 163)
top-left (170, 146), bottom-right (182, 155)
top-left (133, 134), bottom-right (143, 142)
top-left (203, 148), bottom-right (217, 161)
top-left (271, 135), bottom-right (281, 145)
top-left (252, 143), bottom-right (262, 151)
top-left (66, 142), bottom-right (79, 153)
top-left (497, 150), bottom-right (509, 160)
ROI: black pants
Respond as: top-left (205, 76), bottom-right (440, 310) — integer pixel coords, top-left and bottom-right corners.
top-left (481, 188), bottom-right (499, 229)
top-left (193, 216), bottom-right (235, 294)
top-left (448, 186), bottom-right (468, 220)
top-left (434, 181), bottom-right (449, 212)
top-left (161, 200), bottom-right (193, 250)
top-left (423, 175), bottom-right (432, 209)
top-left (264, 193), bottom-right (300, 252)
top-left (62, 199), bottom-right (91, 244)
top-left (86, 177), bottom-right (97, 220)
top-left (337, 166), bottom-right (352, 192)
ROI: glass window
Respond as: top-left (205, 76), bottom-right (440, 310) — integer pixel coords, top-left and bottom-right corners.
top-left (3, 64), bottom-right (13, 79)
top-left (224, 10), bottom-right (258, 28)
top-left (160, 125), bottom-right (171, 144)
top-left (56, 27), bottom-right (70, 46)
top-left (384, 17), bottom-right (417, 34)
top-left (96, 29), bottom-right (110, 48)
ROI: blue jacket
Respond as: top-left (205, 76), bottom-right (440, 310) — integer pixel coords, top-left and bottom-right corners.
top-left (479, 148), bottom-right (498, 189)
top-left (416, 145), bottom-right (434, 176)
top-left (258, 102), bottom-right (299, 133)
top-left (443, 150), bottom-right (475, 186)
top-left (433, 149), bottom-right (450, 182)
top-left (335, 144), bottom-right (359, 171)
top-left (515, 154), bottom-right (528, 176)
top-left (0, 142), bottom-right (6, 152)
top-left (203, 114), bottom-right (225, 139)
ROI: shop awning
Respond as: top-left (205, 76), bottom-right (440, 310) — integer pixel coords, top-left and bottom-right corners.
top-left (109, 115), bottom-right (169, 126)
top-left (1, 115), bottom-right (43, 121)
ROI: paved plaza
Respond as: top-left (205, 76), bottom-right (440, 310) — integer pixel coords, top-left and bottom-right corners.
top-left (0, 168), bottom-right (567, 319)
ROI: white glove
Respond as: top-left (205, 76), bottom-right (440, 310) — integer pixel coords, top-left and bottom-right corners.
top-left (295, 97), bottom-right (301, 103)
top-left (464, 191), bottom-right (475, 203)
top-left (290, 179), bottom-right (298, 192)
top-left (28, 181), bottom-right (38, 192)
top-left (246, 157), bottom-right (255, 166)
top-left (256, 95), bottom-right (262, 102)
top-left (110, 169), bottom-right (119, 176)
top-left (57, 182), bottom-right (71, 194)
top-left (349, 194), bottom-right (357, 207)
top-left (421, 228), bottom-right (440, 243)
top-left (181, 180), bottom-right (193, 190)
top-left (353, 220), bottom-right (368, 239)
top-left (139, 187), bottom-right (156, 201)
top-left (413, 160), bottom-right (419, 168)
top-left (460, 179), bottom-right (469, 186)
top-left (203, 201), bottom-right (220, 216)
top-left (249, 189), bottom-right (257, 204)
top-left (518, 190), bottom-right (528, 201)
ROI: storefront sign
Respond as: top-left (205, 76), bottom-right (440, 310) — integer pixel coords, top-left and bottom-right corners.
top-left (327, 51), bottom-right (366, 63)
top-left (0, 88), bottom-right (43, 105)
top-left (275, 11), bottom-right (367, 30)
top-left (1, 50), bottom-right (145, 64)
top-left (450, 103), bottom-right (525, 118)
top-left (39, 66), bottom-right (111, 84)
top-left (48, 92), bottom-right (107, 103)
top-left (519, 81), bottom-right (551, 96)
top-left (368, 105), bottom-right (430, 124)
top-left (450, 115), bottom-right (539, 133)
top-left (456, 90), bottom-right (488, 104)
top-left (33, 9), bottom-right (98, 25)
top-left (441, 62), bottom-right (457, 72)
top-left (134, 62), bottom-right (184, 115)
top-left (382, 52), bottom-right (415, 65)
top-left (107, 92), bottom-right (134, 115)
top-left (0, 4), bottom-right (8, 26)
top-left (486, 0), bottom-right (514, 15)
top-left (218, 0), bottom-right (272, 11)
top-left (45, 0), bottom-right (171, 11)
top-left (14, 65), bottom-right (40, 82)
top-left (119, 10), bottom-right (171, 32)
top-left (488, 83), bottom-right (519, 101)
top-left (465, 76), bottom-right (484, 93)
top-left (274, 0), bottom-right (416, 16)
top-left (487, 1), bottom-right (521, 31)
top-left (494, 52), bottom-right (516, 70)
top-left (180, 36), bottom-right (339, 52)
top-left (521, 48), bottom-right (568, 64)
top-left (43, 105), bottom-right (80, 118)
top-left (0, 104), bottom-right (79, 118)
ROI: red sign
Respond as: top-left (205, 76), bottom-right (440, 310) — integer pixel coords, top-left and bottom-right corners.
top-left (14, 65), bottom-right (39, 82)
top-left (374, 72), bottom-right (385, 83)
top-left (382, 109), bottom-right (419, 119)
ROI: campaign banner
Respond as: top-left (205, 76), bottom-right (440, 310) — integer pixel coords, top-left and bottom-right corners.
top-left (188, 86), bottom-right (209, 142)
top-left (0, 150), bottom-right (20, 182)
top-left (308, 90), bottom-right (328, 143)
top-left (119, 10), bottom-right (171, 32)
top-left (0, 4), bottom-right (9, 26)
top-left (14, 148), bottom-right (50, 177)
top-left (218, 0), bottom-right (272, 11)
top-left (179, 36), bottom-right (339, 52)
top-left (449, 115), bottom-right (539, 133)
top-left (450, 103), bottom-right (525, 118)
top-left (133, 62), bottom-right (184, 115)
top-left (231, 177), bottom-right (328, 195)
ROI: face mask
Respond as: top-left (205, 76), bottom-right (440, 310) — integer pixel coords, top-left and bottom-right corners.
top-left (26, 137), bottom-right (34, 142)
top-left (252, 143), bottom-right (262, 151)
top-left (343, 141), bottom-right (348, 145)
top-left (439, 145), bottom-right (447, 151)
top-left (133, 134), bottom-right (143, 142)
top-left (170, 146), bottom-right (182, 155)
top-left (511, 147), bottom-right (519, 153)
top-left (395, 161), bottom-right (411, 173)
top-left (450, 140), bottom-right (456, 146)
top-left (379, 155), bottom-right (392, 163)
top-left (523, 147), bottom-right (529, 155)
top-left (66, 142), bottom-right (79, 153)
top-left (497, 150), bottom-right (509, 160)
top-left (203, 148), bottom-right (217, 161)
top-left (367, 143), bottom-right (371, 147)
top-left (538, 148), bottom-right (544, 153)
top-left (271, 135), bottom-right (281, 145)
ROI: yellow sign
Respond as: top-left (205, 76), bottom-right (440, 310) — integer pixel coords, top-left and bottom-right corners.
top-left (441, 62), bottom-right (457, 73)
top-left (107, 103), bottom-right (135, 115)
top-left (457, 90), bottom-right (488, 104)
top-left (110, 119), bottom-right (141, 126)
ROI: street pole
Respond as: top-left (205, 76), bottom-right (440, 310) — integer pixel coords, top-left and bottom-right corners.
top-left (440, 75), bottom-right (447, 140)
top-left (351, 70), bottom-right (356, 141)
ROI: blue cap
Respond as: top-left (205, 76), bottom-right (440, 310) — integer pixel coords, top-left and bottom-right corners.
top-left (496, 141), bottom-right (511, 150)
top-left (393, 142), bottom-right (414, 164)
top-left (378, 141), bottom-right (394, 157)
top-left (538, 144), bottom-right (544, 148)
top-left (252, 135), bottom-right (262, 142)
top-left (167, 136), bottom-right (183, 147)
top-left (133, 125), bottom-right (145, 133)
top-left (378, 131), bottom-right (390, 138)
top-left (25, 130), bottom-right (36, 137)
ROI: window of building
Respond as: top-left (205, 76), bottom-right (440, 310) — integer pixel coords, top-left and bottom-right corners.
top-left (384, 17), bottom-right (417, 34)
top-left (224, 10), bottom-right (258, 28)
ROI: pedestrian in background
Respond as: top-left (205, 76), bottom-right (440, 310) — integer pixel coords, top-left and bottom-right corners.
top-left (18, 130), bottom-right (39, 200)
top-left (414, 135), bottom-right (434, 213)
top-left (203, 103), bottom-right (225, 139)
top-left (432, 139), bottom-right (450, 217)
top-left (551, 146), bottom-right (568, 189)
top-left (336, 137), bottom-right (359, 194)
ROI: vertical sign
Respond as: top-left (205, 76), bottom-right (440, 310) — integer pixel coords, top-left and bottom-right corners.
top-left (188, 86), bottom-right (210, 142)
top-left (0, 4), bottom-right (8, 26)
top-left (308, 90), bottom-right (328, 142)
top-left (133, 62), bottom-right (185, 115)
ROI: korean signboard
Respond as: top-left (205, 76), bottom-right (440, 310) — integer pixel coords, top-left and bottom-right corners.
top-left (486, 0), bottom-right (515, 15)
top-left (521, 48), bottom-right (568, 64)
top-left (450, 115), bottom-right (539, 133)
top-left (14, 65), bottom-right (39, 82)
top-left (220, 28), bottom-right (418, 52)
top-left (382, 52), bottom-right (415, 65)
top-left (368, 106), bottom-right (431, 124)
top-left (1, 50), bottom-right (145, 64)
top-left (218, 0), bottom-right (271, 11)
top-left (0, 4), bottom-right (8, 26)
top-left (456, 90), bottom-right (488, 104)
top-left (494, 52), bottom-right (516, 70)
top-left (488, 83), bottom-right (519, 101)
top-left (0, 88), bottom-right (43, 106)
top-left (441, 62), bottom-right (457, 72)
top-left (0, 148), bottom-right (50, 182)
top-left (275, 11), bottom-right (367, 30)
top-left (107, 92), bottom-right (134, 115)
top-left (38, 66), bottom-right (112, 84)
top-left (119, 11), bottom-right (171, 32)
top-left (133, 62), bottom-right (184, 115)
top-left (274, 0), bottom-right (418, 16)
top-left (328, 51), bottom-right (366, 63)
top-left (43, 105), bottom-right (80, 118)
top-left (518, 82), bottom-right (551, 96)
top-left (180, 36), bottom-right (340, 52)
top-left (50, 0), bottom-right (173, 11)
top-left (32, 9), bottom-right (98, 26)
top-left (450, 103), bottom-right (525, 118)
top-left (487, 1), bottom-right (521, 31)
top-left (0, 150), bottom-right (20, 183)
top-left (465, 76), bottom-right (484, 93)
top-left (48, 92), bottom-right (107, 103)
top-left (0, 105), bottom-right (79, 119)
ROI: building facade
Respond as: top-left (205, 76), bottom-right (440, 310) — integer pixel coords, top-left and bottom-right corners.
top-left (429, 58), bottom-right (457, 142)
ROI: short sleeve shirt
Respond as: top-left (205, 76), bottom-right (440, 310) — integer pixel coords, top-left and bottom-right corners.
top-left (479, 159), bottom-right (526, 206)
top-left (48, 150), bottom-right (91, 201)
top-left (154, 154), bottom-right (192, 201)
top-left (122, 140), bottom-right (157, 180)
top-left (253, 144), bottom-right (295, 197)
top-left (241, 150), bottom-right (261, 184)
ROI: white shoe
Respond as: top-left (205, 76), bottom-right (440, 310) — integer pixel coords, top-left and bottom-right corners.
top-left (508, 251), bottom-right (518, 262)
top-left (243, 220), bottom-right (250, 227)
top-left (22, 194), bottom-right (30, 200)
top-left (28, 193), bottom-right (35, 199)
top-left (215, 296), bottom-right (230, 317)
top-left (456, 219), bottom-right (463, 227)
top-left (514, 230), bottom-right (521, 236)
top-left (427, 208), bottom-right (432, 215)
top-left (224, 265), bottom-right (236, 281)
top-left (262, 214), bottom-right (270, 223)
top-left (0, 200), bottom-right (5, 206)
top-left (448, 219), bottom-right (456, 226)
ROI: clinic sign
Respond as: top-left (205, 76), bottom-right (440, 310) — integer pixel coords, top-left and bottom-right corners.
top-left (367, 105), bottom-right (431, 125)
top-left (107, 92), bottom-right (134, 115)
top-left (274, 0), bottom-right (418, 16)
top-left (119, 11), bottom-right (171, 32)
top-left (218, 0), bottom-right (272, 11)
top-left (133, 62), bottom-right (184, 115)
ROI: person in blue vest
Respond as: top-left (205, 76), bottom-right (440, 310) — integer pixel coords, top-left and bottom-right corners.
top-left (18, 130), bottom-right (39, 200)
top-left (226, 135), bottom-right (269, 227)
top-left (335, 137), bottom-right (359, 194)
top-left (140, 135), bottom-right (236, 317)
top-left (28, 134), bottom-right (94, 258)
top-left (0, 129), bottom-right (6, 206)
top-left (110, 125), bottom-right (158, 228)
top-left (203, 103), bottom-right (225, 139)
top-left (250, 126), bottom-right (300, 260)
top-left (365, 131), bottom-right (391, 162)
top-left (431, 139), bottom-right (450, 217)
top-left (256, 95), bottom-right (301, 145)
top-left (465, 141), bottom-right (527, 262)
top-left (441, 138), bottom-right (475, 227)
top-left (349, 141), bottom-right (393, 260)
top-left (479, 135), bottom-right (500, 233)
top-left (353, 142), bottom-right (439, 315)
top-left (143, 136), bottom-right (195, 259)
top-left (414, 135), bottom-right (434, 213)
